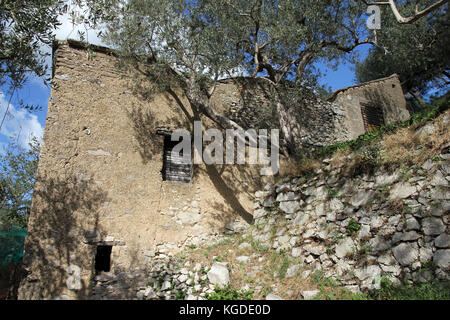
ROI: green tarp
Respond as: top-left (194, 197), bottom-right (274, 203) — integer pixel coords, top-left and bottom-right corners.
top-left (0, 226), bottom-right (26, 270)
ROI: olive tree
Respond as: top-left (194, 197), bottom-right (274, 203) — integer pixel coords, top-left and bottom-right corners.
top-left (0, 138), bottom-right (40, 230)
top-left (0, 0), bottom-right (68, 90)
top-left (86, 0), bottom-right (380, 155)
top-left (356, 1), bottom-right (449, 97)
top-left (360, 0), bottom-right (448, 24)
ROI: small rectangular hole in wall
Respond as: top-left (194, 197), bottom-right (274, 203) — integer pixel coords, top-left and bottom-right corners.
top-left (95, 245), bottom-right (112, 273)
top-left (162, 135), bottom-right (192, 183)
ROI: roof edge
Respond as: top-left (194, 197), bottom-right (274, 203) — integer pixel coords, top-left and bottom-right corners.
top-left (53, 39), bottom-right (118, 56)
top-left (327, 74), bottom-right (400, 102)
top-left (52, 39), bottom-right (119, 79)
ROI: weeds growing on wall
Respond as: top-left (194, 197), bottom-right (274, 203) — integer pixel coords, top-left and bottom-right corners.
top-left (295, 92), bottom-right (449, 176)
top-left (316, 93), bottom-right (449, 158)
top-left (369, 278), bottom-right (450, 300)
top-left (311, 270), bottom-right (367, 300)
top-left (205, 285), bottom-right (254, 300)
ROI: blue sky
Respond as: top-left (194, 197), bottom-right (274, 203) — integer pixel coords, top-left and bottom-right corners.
top-left (0, 78), bottom-right (48, 152)
top-left (0, 13), bottom-right (369, 152)
top-left (0, 13), bottom-right (102, 152)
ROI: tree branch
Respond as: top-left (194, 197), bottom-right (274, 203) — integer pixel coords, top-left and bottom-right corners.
top-left (360, 0), bottom-right (449, 24)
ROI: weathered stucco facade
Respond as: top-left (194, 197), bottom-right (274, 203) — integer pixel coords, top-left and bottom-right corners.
top-left (18, 41), bottom-right (411, 300)
top-left (328, 74), bottom-right (410, 140)
top-left (18, 40), bottom-right (274, 299)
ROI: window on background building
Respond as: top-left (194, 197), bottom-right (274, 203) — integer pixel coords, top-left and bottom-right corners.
top-left (360, 102), bottom-right (385, 133)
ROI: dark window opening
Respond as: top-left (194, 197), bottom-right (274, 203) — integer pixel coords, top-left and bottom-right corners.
top-left (360, 102), bottom-right (385, 133)
top-left (95, 245), bottom-right (112, 273)
top-left (162, 136), bottom-right (192, 183)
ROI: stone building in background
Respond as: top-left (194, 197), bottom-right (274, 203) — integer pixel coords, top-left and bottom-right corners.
top-left (221, 74), bottom-right (410, 154)
top-left (328, 74), bottom-right (411, 138)
top-left (18, 40), bottom-right (410, 299)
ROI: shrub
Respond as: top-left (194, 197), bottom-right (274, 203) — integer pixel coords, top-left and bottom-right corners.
top-left (346, 219), bottom-right (361, 235)
top-left (370, 278), bottom-right (450, 300)
top-left (205, 285), bottom-right (254, 300)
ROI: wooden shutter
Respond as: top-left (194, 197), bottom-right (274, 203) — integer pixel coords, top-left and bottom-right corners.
top-left (360, 102), bottom-right (385, 133)
top-left (162, 136), bottom-right (192, 183)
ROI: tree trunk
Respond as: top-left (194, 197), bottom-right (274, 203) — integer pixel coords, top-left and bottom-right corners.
top-left (184, 78), bottom-right (301, 156)
top-left (275, 100), bottom-right (302, 155)
top-left (184, 79), bottom-right (259, 146)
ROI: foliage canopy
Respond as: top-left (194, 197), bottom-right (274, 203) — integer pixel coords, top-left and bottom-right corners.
top-left (356, 1), bottom-right (449, 95)
top-left (0, 138), bottom-right (40, 230)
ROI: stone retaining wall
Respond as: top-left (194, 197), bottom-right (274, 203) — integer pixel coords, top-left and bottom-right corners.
top-left (252, 152), bottom-right (449, 293)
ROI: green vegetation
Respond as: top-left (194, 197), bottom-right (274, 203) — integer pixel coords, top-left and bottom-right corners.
top-left (369, 278), bottom-right (450, 300)
top-left (310, 266), bottom-right (450, 301)
top-left (353, 241), bottom-right (373, 261)
top-left (311, 270), bottom-right (367, 300)
top-left (316, 95), bottom-right (449, 159)
top-left (0, 139), bottom-right (40, 230)
top-left (206, 285), bottom-right (254, 300)
top-left (327, 188), bottom-right (338, 199)
top-left (175, 290), bottom-right (187, 300)
top-left (213, 256), bottom-right (225, 262)
top-left (269, 250), bottom-right (291, 280)
top-left (250, 238), bottom-right (270, 253)
top-left (346, 219), bottom-right (361, 235)
top-left (0, 226), bottom-right (27, 271)
top-left (156, 275), bottom-right (165, 289)
top-left (1, 0), bottom-right (67, 90)
top-left (355, 3), bottom-right (448, 96)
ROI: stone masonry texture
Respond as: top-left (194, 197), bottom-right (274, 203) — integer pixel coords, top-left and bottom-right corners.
top-left (18, 40), bottom-right (415, 300)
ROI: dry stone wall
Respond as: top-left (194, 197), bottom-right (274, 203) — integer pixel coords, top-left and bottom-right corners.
top-left (252, 153), bottom-right (449, 293)
top-left (294, 99), bottom-right (350, 153)
top-left (88, 118), bottom-right (449, 300)
top-left (86, 145), bottom-right (449, 300)
top-left (215, 78), bottom-right (352, 154)
top-left (16, 40), bottom-right (434, 300)
top-left (87, 234), bottom-right (234, 300)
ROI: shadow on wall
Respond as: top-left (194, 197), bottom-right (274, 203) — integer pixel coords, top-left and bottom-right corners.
top-left (127, 105), bottom-right (164, 164)
top-left (362, 87), bottom-right (390, 106)
top-left (19, 174), bottom-right (109, 300)
top-left (168, 89), bottom-right (262, 227)
top-left (201, 164), bottom-right (259, 225)
top-left (361, 86), bottom-right (410, 120)
top-left (127, 86), bottom-right (259, 228)
top-left (126, 89), bottom-right (195, 164)
top-left (89, 242), bottom-right (146, 300)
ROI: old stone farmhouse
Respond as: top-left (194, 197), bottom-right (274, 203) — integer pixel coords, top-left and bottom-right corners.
top-left (18, 40), bottom-right (411, 299)
top-left (328, 74), bottom-right (411, 138)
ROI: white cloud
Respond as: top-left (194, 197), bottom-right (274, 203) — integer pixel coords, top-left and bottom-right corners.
top-left (0, 92), bottom-right (44, 149)
top-left (1, 7), bottom-right (106, 151)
